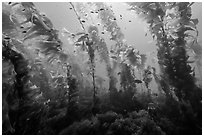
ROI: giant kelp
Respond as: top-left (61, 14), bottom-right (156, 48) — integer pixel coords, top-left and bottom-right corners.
top-left (128, 2), bottom-right (202, 134)
top-left (2, 2), bottom-right (202, 135)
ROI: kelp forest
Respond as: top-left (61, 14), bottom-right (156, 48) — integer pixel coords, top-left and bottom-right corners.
top-left (2, 2), bottom-right (202, 135)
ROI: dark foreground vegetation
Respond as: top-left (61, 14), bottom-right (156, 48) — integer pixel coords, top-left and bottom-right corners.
top-left (2, 2), bottom-right (202, 135)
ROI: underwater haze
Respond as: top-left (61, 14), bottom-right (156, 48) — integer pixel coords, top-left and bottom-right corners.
top-left (2, 2), bottom-right (202, 135)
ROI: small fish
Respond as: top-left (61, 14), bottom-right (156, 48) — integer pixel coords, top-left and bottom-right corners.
top-left (110, 50), bottom-right (114, 53)
top-left (30, 85), bottom-right (38, 90)
top-left (4, 37), bottom-right (10, 40)
top-left (81, 20), bottom-right (85, 23)
top-left (153, 93), bottom-right (158, 96)
top-left (111, 56), bottom-right (117, 60)
top-left (134, 79), bottom-right (143, 83)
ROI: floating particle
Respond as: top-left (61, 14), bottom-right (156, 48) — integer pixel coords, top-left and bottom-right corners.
top-left (70, 7), bottom-right (72, 10)
top-left (113, 18), bottom-right (116, 20)
top-left (91, 11), bottom-right (94, 13)
top-left (97, 23), bottom-right (100, 26)
top-left (22, 31), bottom-right (27, 33)
top-left (120, 15), bottom-right (122, 18)
top-left (99, 8), bottom-right (104, 11)
top-left (95, 11), bottom-right (98, 13)
top-left (8, 2), bottom-right (12, 4)
top-left (101, 32), bottom-right (104, 34)
top-left (22, 8), bottom-right (25, 11)
top-left (20, 26), bottom-right (24, 29)
top-left (129, 20), bottom-right (131, 22)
